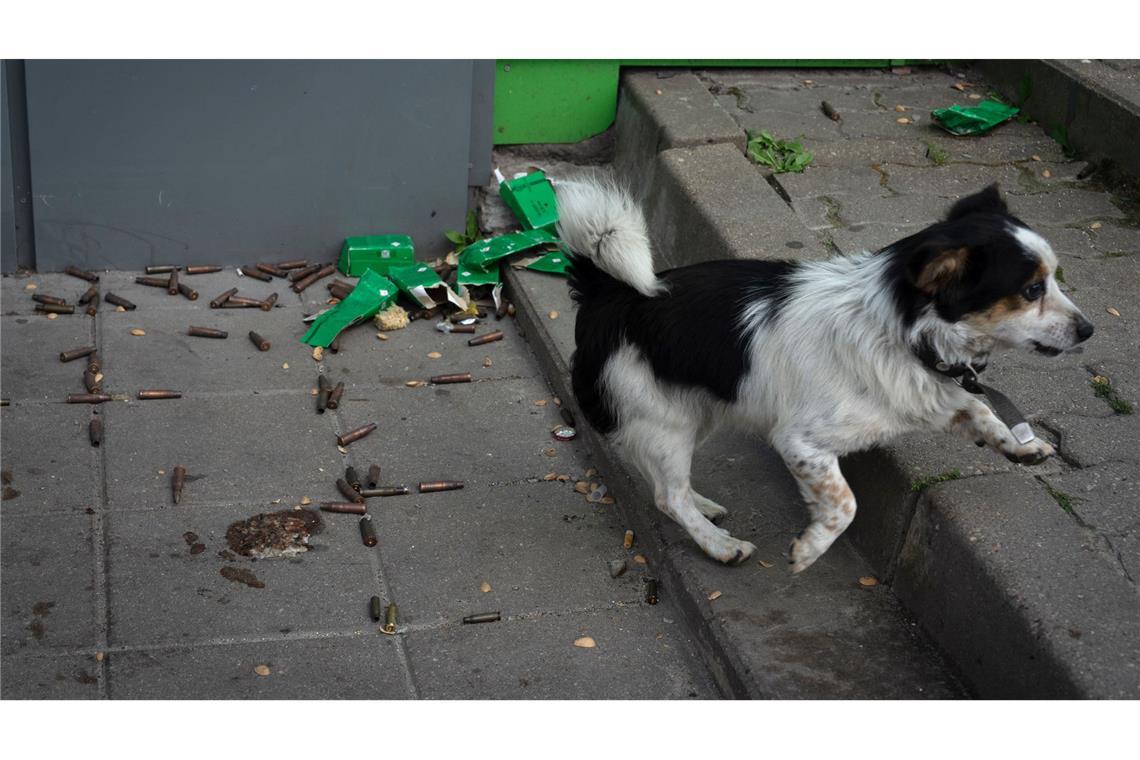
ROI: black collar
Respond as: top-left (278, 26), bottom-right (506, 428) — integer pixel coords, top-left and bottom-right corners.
top-left (912, 341), bottom-right (989, 394)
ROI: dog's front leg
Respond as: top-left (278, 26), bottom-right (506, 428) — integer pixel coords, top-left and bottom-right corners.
top-left (943, 397), bottom-right (1054, 465)
top-left (773, 440), bottom-right (857, 573)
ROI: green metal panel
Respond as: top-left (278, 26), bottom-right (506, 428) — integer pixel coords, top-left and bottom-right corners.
top-left (494, 60), bottom-right (933, 145)
top-left (493, 60), bottom-right (620, 145)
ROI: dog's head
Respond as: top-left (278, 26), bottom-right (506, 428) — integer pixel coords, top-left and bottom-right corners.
top-left (899, 184), bottom-right (1094, 357)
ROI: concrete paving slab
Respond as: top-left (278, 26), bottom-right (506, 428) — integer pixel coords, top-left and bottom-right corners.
top-left (894, 473), bottom-right (1140, 698)
top-left (371, 481), bottom-right (642, 628)
top-left (104, 502), bottom-right (378, 646)
top-left (318, 311), bottom-right (541, 387)
top-left (98, 301), bottom-right (316, 394)
top-left (1042, 412), bottom-right (1140, 469)
top-left (0, 401), bottom-right (100, 515)
top-left (330, 374), bottom-right (594, 488)
top-left (1, 653), bottom-right (102, 699)
top-left (106, 635), bottom-right (410, 699)
top-left (2, 273), bottom-right (98, 316)
top-left (96, 269), bottom-right (302, 313)
top-left (1, 314), bottom-right (95, 401)
top-left (101, 393), bottom-right (344, 509)
top-left (404, 606), bottom-right (717, 699)
top-left (1, 512), bottom-right (97, 654)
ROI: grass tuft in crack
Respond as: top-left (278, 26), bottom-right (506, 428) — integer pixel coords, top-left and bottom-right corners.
top-left (1044, 483), bottom-right (1082, 515)
top-left (1091, 375), bottom-right (1134, 415)
top-left (912, 469), bottom-right (962, 492)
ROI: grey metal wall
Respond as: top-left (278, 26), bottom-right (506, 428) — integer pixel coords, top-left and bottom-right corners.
top-left (4, 60), bottom-right (494, 272)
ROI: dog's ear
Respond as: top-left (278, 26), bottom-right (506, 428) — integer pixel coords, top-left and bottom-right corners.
top-left (914, 245), bottom-right (971, 295)
top-left (946, 183), bottom-right (1007, 221)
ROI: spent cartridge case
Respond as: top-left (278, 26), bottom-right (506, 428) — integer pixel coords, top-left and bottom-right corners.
top-left (337, 478), bottom-right (365, 504)
top-left (172, 465), bottom-right (186, 505)
top-left (367, 464), bottom-right (382, 488)
top-left (85, 302), bottom-right (98, 317)
top-left (462, 612), bottom-right (501, 625)
top-left (78, 285), bottom-right (99, 305)
top-left (277, 258), bottom-right (309, 270)
top-left (60, 346), bottom-right (97, 363)
top-left (67, 393), bottom-right (111, 404)
top-left (345, 466), bottom-right (361, 492)
top-left (103, 293), bottom-right (136, 310)
top-left (184, 265), bottom-right (222, 275)
top-left (248, 331), bottom-right (270, 351)
top-left (32, 293), bottom-right (68, 305)
top-left (468, 331), bottom-right (503, 346)
top-left (209, 288), bottom-right (238, 308)
top-left (222, 295), bottom-right (263, 308)
top-left (317, 374), bottom-right (331, 413)
top-left (291, 263), bottom-right (336, 293)
top-left (255, 262), bottom-right (287, 278)
top-left (450, 324), bottom-right (476, 334)
top-left (241, 265), bottom-right (272, 282)
top-left (137, 390), bottom-right (182, 400)
top-left (177, 282), bottom-right (199, 301)
top-left (87, 353), bottom-right (102, 374)
top-left (644, 576), bottom-right (659, 605)
top-left (145, 265), bottom-right (178, 275)
top-left (328, 284), bottom-right (352, 301)
top-left (134, 275), bottom-right (171, 288)
top-left (359, 515), bottom-right (378, 547)
top-left (418, 481), bottom-right (464, 494)
top-left (624, 530), bottom-right (634, 549)
top-left (36, 303), bottom-right (75, 314)
top-left (336, 422), bottom-right (376, 447)
top-left (329, 335), bottom-right (341, 354)
top-left (65, 265), bottom-right (99, 283)
top-left (495, 299), bottom-right (508, 320)
top-left (166, 270), bottom-right (180, 295)
top-left (89, 417), bottom-right (103, 447)
top-left (260, 292), bottom-right (278, 311)
top-left (287, 263), bottom-right (320, 282)
top-left (83, 369), bottom-right (102, 393)
top-left (359, 486), bottom-right (410, 498)
top-left (320, 502), bottom-right (367, 515)
top-left (430, 372), bottom-right (473, 385)
top-left (187, 326), bottom-right (228, 339)
top-left (326, 381), bottom-right (345, 410)
top-left (384, 603), bottom-right (398, 633)
top-left (370, 596), bottom-right (383, 622)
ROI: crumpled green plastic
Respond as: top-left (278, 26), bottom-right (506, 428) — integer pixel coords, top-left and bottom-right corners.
top-left (524, 248), bottom-right (571, 276)
top-left (931, 100), bottom-right (1020, 136)
top-left (458, 228), bottom-right (560, 271)
top-left (301, 269), bottom-right (397, 348)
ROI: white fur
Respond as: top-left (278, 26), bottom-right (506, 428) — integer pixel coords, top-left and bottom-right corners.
top-left (555, 178), bottom-right (666, 297)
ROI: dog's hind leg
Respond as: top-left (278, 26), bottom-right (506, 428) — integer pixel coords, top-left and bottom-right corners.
top-left (772, 438), bottom-right (857, 573)
top-left (689, 490), bottom-right (729, 524)
top-left (618, 418), bottom-right (755, 565)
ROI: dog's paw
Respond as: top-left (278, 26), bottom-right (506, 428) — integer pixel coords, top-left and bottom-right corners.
top-left (787, 534), bottom-right (826, 574)
top-left (691, 493), bottom-right (729, 524)
top-left (1002, 438), bottom-right (1054, 466)
top-left (702, 534), bottom-right (755, 566)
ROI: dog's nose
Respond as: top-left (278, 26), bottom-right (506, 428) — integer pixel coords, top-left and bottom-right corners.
top-left (1074, 315), bottom-right (1095, 342)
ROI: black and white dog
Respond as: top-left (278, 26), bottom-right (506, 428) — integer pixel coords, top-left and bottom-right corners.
top-left (558, 179), bottom-right (1094, 572)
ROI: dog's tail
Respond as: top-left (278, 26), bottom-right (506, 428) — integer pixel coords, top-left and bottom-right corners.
top-left (557, 177), bottom-right (666, 299)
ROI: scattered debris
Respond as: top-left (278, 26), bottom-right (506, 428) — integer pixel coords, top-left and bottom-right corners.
top-left (644, 577), bottom-right (659, 605)
top-left (427, 351), bottom-right (442, 359)
top-left (463, 612), bottom-right (501, 624)
top-left (370, 596), bottom-right (383, 621)
top-left (172, 466), bottom-right (187, 504)
top-left (221, 566), bottom-right (266, 588)
top-left (858, 576), bottom-right (879, 587)
top-left (707, 590), bottom-right (722, 601)
top-left (225, 508), bottom-right (322, 559)
top-left (548, 310), bottom-right (559, 320)
top-left (129, 328), bottom-right (146, 337)
top-left (254, 664), bottom-right (271, 676)
top-left (480, 581), bottom-right (492, 593)
top-left (573, 636), bottom-right (596, 649)
top-left (623, 529), bottom-right (634, 549)
top-left (431, 372), bottom-right (472, 384)
top-left (419, 481), bottom-right (464, 493)
top-left (1107, 307), bottom-right (1121, 317)
top-left (633, 554), bottom-right (647, 565)
top-left (932, 100), bottom-right (1019, 135)
top-left (608, 559), bottom-right (627, 578)
top-left (758, 559), bottom-right (774, 569)
top-left (821, 101), bottom-right (841, 121)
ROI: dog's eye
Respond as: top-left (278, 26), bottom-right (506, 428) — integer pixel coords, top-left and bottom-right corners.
top-left (1022, 281), bottom-right (1045, 301)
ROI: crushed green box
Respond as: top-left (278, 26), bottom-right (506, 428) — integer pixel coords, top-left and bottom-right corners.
top-left (338, 235), bottom-right (415, 277)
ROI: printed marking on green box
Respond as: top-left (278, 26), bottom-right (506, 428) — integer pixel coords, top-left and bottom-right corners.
top-left (931, 100), bottom-right (1020, 136)
top-left (498, 170), bottom-right (558, 232)
top-left (302, 270), bottom-right (398, 348)
top-left (339, 235), bottom-right (415, 277)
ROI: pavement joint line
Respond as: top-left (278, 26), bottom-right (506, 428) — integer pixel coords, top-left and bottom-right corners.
top-left (89, 299), bottom-right (111, 698)
top-left (4, 627), bottom-right (380, 658)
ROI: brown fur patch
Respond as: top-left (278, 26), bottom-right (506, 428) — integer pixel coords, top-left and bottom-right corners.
top-left (951, 409), bottom-right (972, 426)
top-left (917, 247), bottom-right (970, 294)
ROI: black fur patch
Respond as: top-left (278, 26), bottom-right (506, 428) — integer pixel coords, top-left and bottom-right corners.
top-left (568, 255), bottom-right (799, 434)
top-left (882, 189), bottom-right (1039, 326)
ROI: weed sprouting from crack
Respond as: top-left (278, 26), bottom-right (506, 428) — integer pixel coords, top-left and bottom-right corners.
top-left (923, 141), bottom-right (951, 167)
top-left (911, 469), bottom-right (962, 492)
top-left (1090, 375), bottom-right (1134, 415)
top-left (817, 195), bottom-right (845, 228)
top-left (1043, 482), bottom-right (1083, 515)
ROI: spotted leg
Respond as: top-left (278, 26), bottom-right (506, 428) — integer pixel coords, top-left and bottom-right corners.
top-left (774, 440), bottom-right (857, 573)
top-left (944, 397), bottom-right (1054, 465)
